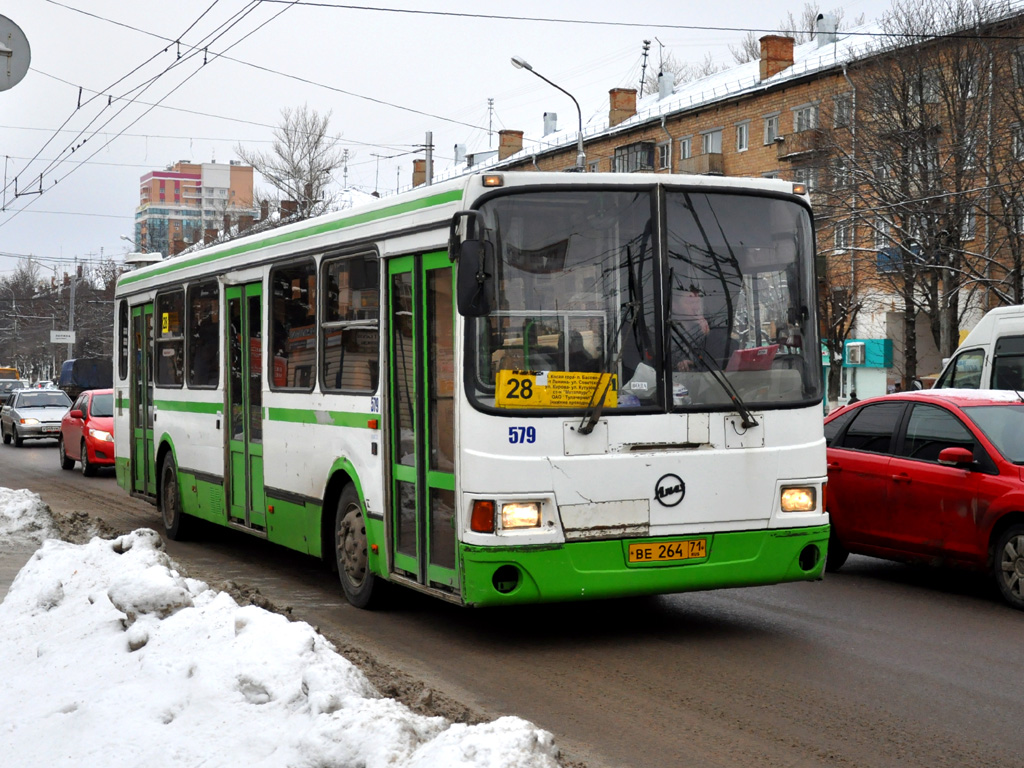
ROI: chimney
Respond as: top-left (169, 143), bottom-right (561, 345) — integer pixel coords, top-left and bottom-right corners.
top-left (815, 13), bottom-right (838, 46)
top-left (204, 228), bottom-right (217, 244)
top-left (223, 214), bottom-right (231, 233)
top-left (498, 129), bottom-right (524, 159)
top-left (609, 88), bottom-right (637, 127)
top-left (759, 36), bottom-right (795, 81)
top-left (281, 199), bottom-right (298, 218)
top-left (412, 158), bottom-right (426, 187)
top-left (239, 214), bottom-right (255, 231)
top-left (658, 71), bottom-right (675, 100)
top-left (543, 112), bottom-right (558, 136)
top-left (260, 200), bottom-right (269, 220)
top-left (172, 239), bottom-right (185, 255)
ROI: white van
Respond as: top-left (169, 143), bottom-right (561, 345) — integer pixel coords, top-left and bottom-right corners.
top-left (934, 305), bottom-right (1024, 390)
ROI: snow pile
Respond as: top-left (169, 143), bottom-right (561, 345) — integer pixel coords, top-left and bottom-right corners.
top-left (0, 523), bottom-right (560, 767)
top-left (0, 487), bottom-right (58, 545)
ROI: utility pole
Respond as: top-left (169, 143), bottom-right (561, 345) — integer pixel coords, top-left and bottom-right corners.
top-left (67, 257), bottom-right (77, 359)
top-left (639, 40), bottom-right (651, 96)
top-left (342, 149), bottom-right (349, 187)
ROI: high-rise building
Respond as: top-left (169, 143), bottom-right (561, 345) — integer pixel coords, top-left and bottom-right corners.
top-left (133, 160), bottom-right (256, 256)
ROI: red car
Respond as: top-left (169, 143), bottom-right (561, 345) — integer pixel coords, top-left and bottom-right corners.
top-left (59, 388), bottom-right (114, 477)
top-left (824, 390), bottom-right (1024, 610)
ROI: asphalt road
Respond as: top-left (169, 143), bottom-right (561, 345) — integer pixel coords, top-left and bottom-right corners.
top-left (1, 438), bottom-right (1021, 768)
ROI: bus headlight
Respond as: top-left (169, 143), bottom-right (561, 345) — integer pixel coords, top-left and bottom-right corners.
top-left (501, 501), bottom-right (542, 529)
top-left (780, 486), bottom-right (816, 512)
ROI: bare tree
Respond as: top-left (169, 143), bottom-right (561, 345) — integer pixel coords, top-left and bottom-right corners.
top-left (812, 0), bottom-right (1003, 384)
top-left (235, 105), bottom-right (345, 220)
top-left (642, 52), bottom-right (725, 95)
top-left (731, 3), bottom-right (861, 64)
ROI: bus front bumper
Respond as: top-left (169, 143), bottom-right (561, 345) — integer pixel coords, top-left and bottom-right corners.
top-left (459, 524), bottom-right (829, 607)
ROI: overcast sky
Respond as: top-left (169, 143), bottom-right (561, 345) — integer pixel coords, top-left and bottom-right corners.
top-left (0, 1), bottom-right (895, 281)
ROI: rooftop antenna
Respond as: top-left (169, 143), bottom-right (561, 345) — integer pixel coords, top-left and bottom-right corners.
top-left (488, 98), bottom-right (494, 148)
top-left (639, 39), bottom-right (651, 96)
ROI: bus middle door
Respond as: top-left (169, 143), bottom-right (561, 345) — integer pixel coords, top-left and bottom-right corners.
top-left (130, 303), bottom-right (156, 496)
top-left (226, 283), bottom-right (267, 531)
top-left (387, 252), bottom-right (457, 594)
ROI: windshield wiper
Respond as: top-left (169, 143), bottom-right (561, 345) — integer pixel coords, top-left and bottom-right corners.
top-left (669, 321), bottom-right (759, 429)
top-left (578, 226), bottom-right (652, 436)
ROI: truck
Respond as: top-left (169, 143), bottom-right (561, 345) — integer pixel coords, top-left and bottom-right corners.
top-left (58, 358), bottom-right (113, 400)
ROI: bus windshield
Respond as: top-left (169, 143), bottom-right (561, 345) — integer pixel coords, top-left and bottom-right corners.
top-left (466, 187), bottom-right (822, 413)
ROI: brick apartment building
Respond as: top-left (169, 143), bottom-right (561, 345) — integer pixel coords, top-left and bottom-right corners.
top-left (134, 160), bottom-right (257, 257)
top-left (428, 7), bottom-right (1024, 397)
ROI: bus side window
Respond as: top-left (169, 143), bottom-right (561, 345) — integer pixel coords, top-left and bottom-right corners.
top-left (320, 253), bottom-right (380, 393)
top-left (271, 260), bottom-right (318, 391)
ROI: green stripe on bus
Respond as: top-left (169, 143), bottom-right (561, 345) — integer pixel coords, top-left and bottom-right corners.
top-left (266, 407), bottom-right (375, 428)
top-left (119, 188), bottom-right (464, 286)
top-left (153, 399), bottom-right (222, 414)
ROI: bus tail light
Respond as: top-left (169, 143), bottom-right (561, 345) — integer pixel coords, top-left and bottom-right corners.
top-left (470, 500), bottom-right (495, 533)
top-left (780, 486), bottom-right (816, 512)
top-left (501, 502), bottom-right (541, 529)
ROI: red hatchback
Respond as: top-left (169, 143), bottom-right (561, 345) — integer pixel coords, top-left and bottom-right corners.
top-left (824, 390), bottom-right (1024, 610)
top-left (59, 388), bottom-right (114, 477)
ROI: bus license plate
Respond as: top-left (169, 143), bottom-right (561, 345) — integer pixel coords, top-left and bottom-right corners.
top-left (628, 539), bottom-right (706, 563)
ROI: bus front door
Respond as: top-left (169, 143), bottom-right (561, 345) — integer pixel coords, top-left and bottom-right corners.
top-left (225, 283), bottom-right (267, 531)
top-left (387, 253), bottom-right (457, 593)
top-left (130, 303), bottom-right (156, 496)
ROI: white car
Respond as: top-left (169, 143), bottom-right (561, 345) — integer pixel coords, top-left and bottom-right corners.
top-left (1, 389), bottom-right (72, 446)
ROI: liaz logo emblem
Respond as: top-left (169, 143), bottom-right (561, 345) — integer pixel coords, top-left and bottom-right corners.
top-left (654, 473), bottom-right (685, 507)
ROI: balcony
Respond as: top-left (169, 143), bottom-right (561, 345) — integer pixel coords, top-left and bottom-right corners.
top-left (678, 152), bottom-right (723, 176)
top-left (776, 129), bottom-right (824, 161)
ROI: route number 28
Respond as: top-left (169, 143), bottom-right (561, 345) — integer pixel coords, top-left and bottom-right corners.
top-left (504, 376), bottom-right (534, 400)
top-left (508, 426), bottom-right (537, 444)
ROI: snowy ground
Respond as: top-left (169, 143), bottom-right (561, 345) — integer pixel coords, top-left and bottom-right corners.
top-left (0, 488), bottom-right (561, 767)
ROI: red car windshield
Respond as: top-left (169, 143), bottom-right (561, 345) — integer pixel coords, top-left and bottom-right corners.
top-left (962, 404), bottom-right (1024, 463)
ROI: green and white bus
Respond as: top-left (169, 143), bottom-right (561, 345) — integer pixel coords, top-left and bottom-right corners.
top-left (113, 171), bottom-right (829, 608)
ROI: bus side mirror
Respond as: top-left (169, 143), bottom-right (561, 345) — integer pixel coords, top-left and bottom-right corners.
top-left (457, 239), bottom-right (492, 317)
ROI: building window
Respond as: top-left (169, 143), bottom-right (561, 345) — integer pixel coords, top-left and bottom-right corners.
top-left (735, 122), bottom-right (749, 152)
top-left (588, 160), bottom-right (600, 173)
top-left (920, 69), bottom-right (942, 104)
top-left (763, 114), bottom-right (779, 144)
top-left (793, 104), bottom-right (817, 133)
top-left (701, 129), bottom-right (722, 154)
top-left (1015, 46), bottom-right (1024, 88)
top-left (793, 166), bottom-right (817, 191)
top-left (832, 159), bottom-right (850, 188)
top-left (874, 216), bottom-right (892, 249)
top-left (834, 221), bottom-right (851, 251)
top-left (657, 141), bottom-right (671, 170)
top-left (679, 137), bottom-right (692, 160)
top-left (962, 133), bottom-right (978, 170)
top-left (762, 170), bottom-right (780, 179)
top-left (962, 207), bottom-right (976, 241)
top-left (1013, 124), bottom-right (1024, 162)
top-left (833, 94), bottom-right (853, 127)
top-left (613, 141), bottom-right (655, 172)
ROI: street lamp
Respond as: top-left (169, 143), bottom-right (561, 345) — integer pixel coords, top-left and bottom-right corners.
top-left (511, 56), bottom-right (586, 171)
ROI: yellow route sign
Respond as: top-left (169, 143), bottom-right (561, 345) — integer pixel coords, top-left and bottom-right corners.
top-left (496, 369), bottom-right (617, 409)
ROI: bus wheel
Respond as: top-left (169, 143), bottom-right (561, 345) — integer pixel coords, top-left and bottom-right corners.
top-left (335, 484), bottom-right (378, 609)
top-left (993, 524), bottom-right (1024, 611)
top-left (160, 454), bottom-right (190, 541)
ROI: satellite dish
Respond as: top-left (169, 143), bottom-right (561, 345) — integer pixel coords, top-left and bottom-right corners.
top-left (0, 15), bottom-right (31, 92)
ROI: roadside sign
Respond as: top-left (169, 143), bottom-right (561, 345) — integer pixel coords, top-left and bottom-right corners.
top-left (51, 330), bottom-right (76, 343)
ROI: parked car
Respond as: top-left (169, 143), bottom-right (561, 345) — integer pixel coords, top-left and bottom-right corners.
top-left (30, 380), bottom-right (56, 390)
top-left (1, 389), bottom-right (72, 446)
top-left (0, 379), bottom-right (24, 406)
top-left (59, 388), bottom-right (114, 476)
top-left (824, 389), bottom-right (1024, 610)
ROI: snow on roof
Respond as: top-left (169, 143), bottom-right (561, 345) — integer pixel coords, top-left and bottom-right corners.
top-left (0, 490), bottom-right (561, 768)
top-left (433, 24), bottom-right (882, 182)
